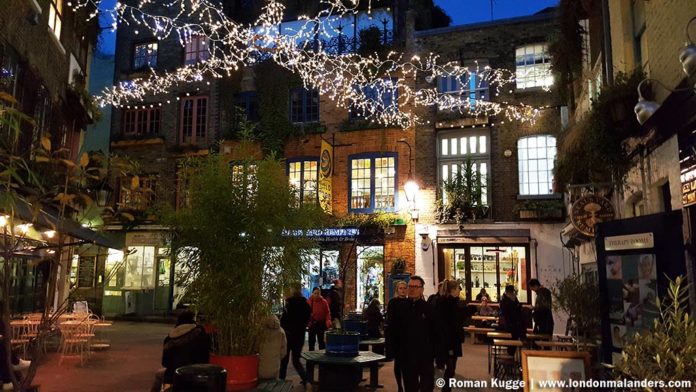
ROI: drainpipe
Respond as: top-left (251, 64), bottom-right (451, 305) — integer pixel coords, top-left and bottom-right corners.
top-left (602, 0), bottom-right (614, 86)
top-left (639, 145), bottom-right (650, 212)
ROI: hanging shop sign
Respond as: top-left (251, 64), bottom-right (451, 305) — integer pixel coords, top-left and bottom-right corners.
top-left (283, 228), bottom-right (358, 242)
top-left (319, 139), bottom-right (333, 214)
top-left (570, 195), bottom-right (615, 237)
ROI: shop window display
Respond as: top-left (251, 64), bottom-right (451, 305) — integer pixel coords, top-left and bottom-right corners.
top-left (301, 249), bottom-right (339, 298)
top-left (356, 246), bottom-right (384, 311)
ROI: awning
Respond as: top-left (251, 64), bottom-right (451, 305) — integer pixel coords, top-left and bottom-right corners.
top-left (436, 228), bottom-right (531, 244)
top-left (11, 201), bottom-right (124, 250)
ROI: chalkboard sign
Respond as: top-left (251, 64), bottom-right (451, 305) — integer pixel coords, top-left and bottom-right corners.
top-left (78, 256), bottom-right (96, 288)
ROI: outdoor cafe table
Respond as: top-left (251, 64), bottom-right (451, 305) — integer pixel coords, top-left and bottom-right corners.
top-left (359, 337), bottom-right (385, 354)
top-left (471, 315), bottom-right (498, 322)
top-left (535, 340), bottom-right (597, 351)
top-left (301, 350), bottom-right (385, 391)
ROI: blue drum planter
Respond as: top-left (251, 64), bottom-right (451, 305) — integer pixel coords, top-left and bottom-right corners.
top-left (343, 319), bottom-right (369, 339)
top-left (325, 331), bottom-right (361, 357)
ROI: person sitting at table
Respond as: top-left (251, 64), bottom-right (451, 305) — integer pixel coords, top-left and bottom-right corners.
top-left (478, 297), bottom-right (496, 317)
top-left (475, 288), bottom-right (489, 302)
top-left (150, 310), bottom-right (210, 392)
top-left (364, 299), bottom-right (383, 339)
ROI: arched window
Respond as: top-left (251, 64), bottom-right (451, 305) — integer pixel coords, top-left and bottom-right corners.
top-left (518, 135), bottom-right (556, 195)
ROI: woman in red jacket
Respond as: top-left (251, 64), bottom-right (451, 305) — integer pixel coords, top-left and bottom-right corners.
top-left (307, 287), bottom-right (332, 351)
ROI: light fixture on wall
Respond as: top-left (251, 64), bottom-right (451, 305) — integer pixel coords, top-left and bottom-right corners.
top-left (398, 138), bottom-right (420, 221)
top-left (419, 226), bottom-right (431, 251)
top-left (635, 16), bottom-right (696, 125)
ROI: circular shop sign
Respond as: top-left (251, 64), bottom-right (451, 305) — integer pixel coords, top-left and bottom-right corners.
top-left (570, 195), bottom-right (615, 237)
top-left (320, 148), bottom-right (332, 177)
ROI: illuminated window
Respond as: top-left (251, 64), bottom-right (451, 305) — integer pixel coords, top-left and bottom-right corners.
top-left (349, 153), bottom-right (397, 212)
top-left (438, 130), bottom-right (490, 206)
top-left (515, 44), bottom-right (553, 89)
top-left (184, 35), bottom-right (210, 64)
top-left (180, 96), bottom-right (207, 144)
top-left (48, 0), bottom-right (63, 40)
top-left (124, 246), bottom-right (156, 289)
top-left (231, 162), bottom-right (257, 199)
top-left (517, 135), bottom-right (556, 195)
top-left (288, 158), bottom-right (318, 205)
top-left (356, 246), bottom-right (384, 311)
top-left (122, 106), bottom-right (161, 136)
top-left (133, 42), bottom-right (158, 70)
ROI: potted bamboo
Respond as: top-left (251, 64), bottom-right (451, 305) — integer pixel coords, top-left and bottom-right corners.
top-left (163, 142), bottom-right (326, 390)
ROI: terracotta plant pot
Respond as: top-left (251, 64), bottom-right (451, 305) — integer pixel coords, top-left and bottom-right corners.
top-left (210, 353), bottom-right (259, 391)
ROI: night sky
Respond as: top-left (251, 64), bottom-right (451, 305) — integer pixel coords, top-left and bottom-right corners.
top-left (435, 0), bottom-right (560, 26)
top-left (97, 0), bottom-right (560, 56)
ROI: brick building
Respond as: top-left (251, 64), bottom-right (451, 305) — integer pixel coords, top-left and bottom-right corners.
top-left (105, 3), bottom-right (568, 318)
top-left (411, 9), bottom-right (567, 322)
top-left (0, 0), bottom-right (113, 313)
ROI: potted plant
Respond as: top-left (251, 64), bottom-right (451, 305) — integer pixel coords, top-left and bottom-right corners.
top-left (552, 274), bottom-right (601, 344)
top-left (163, 140), bottom-right (327, 390)
top-left (434, 159), bottom-right (486, 224)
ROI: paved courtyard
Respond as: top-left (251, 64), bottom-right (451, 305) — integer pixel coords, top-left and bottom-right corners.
top-left (30, 321), bottom-right (496, 392)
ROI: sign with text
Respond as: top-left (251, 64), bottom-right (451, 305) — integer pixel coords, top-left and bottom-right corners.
top-left (319, 139), bottom-right (333, 214)
top-left (604, 232), bottom-right (654, 251)
top-left (570, 195), bottom-right (615, 237)
top-left (681, 166), bottom-right (696, 207)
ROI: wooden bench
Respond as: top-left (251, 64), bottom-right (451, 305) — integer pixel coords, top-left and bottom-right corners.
top-left (254, 379), bottom-right (293, 392)
top-left (464, 326), bottom-right (495, 342)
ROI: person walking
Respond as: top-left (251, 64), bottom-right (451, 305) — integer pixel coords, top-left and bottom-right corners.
top-left (394, 276), bottom-right (436, 392)
top-left (435, 280), bottom-right (466, 392)
top-left (529, 279), bottom-right (554, 334)
top-left (307, 287), bottom-right (332, 351)
top-left (386, 280), bottom-right (409, 392)
top-left (499, 285), bottom-right (525, 354)
top-left (258, 314), bottom-right (287, 380)
top-left (328, 279), bottom-right (344, 329)
top-left (364, 299), bottom-right (384, 339)
top-left (150, 310), bottom-right (210, 392)
top-left (279, 287), bottom-right (311, 389)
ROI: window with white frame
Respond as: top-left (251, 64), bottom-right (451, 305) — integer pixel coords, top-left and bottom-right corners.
top-left (184, 35), bottom-right (210, 65)
top-left (133, 42), bottom-right (158, 70)
top-left (437, 130), bottom-right (490, 205)
top-left (517, 135), bottom-right (556, 195)
top-left (515, 44), bottom-right (553, 89)
top-left (349, 153), bottom-right (397, 212)
top-left (48, 0), bottom-right (63, 40)
top-left (231, 162), bottom-right (258, 199)
top-left (288, 158), bottom-right (318, 205)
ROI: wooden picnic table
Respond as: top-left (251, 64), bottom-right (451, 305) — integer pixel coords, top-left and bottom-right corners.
top-left (471, 315), bottom-right (498, 321)
top-left (302, 350), bottom-right (385, 391)
top-left (535, 340), bottom-right (597, 351)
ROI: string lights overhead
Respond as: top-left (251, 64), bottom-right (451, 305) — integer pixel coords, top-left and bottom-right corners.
top-left (73, 0), bottom-right (547, 128)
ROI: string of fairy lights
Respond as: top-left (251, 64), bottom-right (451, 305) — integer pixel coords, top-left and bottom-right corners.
top-left (70, 0), bottom-right (549, 128)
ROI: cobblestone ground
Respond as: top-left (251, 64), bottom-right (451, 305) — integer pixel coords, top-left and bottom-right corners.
top-left (30, 322), bottom-right (495, 392)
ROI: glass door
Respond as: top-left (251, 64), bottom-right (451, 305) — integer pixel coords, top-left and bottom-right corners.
top-left (441, 247), bottom-right (469, 299)
top-left (154, 252), bottom-right (171, 311)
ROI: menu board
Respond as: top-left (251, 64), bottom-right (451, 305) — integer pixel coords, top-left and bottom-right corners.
top-left (605, 253), bottom-right (658, 350)
top-left (78, 256), bottom-right (96, 288)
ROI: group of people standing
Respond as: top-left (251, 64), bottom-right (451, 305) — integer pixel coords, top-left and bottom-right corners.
top-left (385, 276), bottom-right (467, 392)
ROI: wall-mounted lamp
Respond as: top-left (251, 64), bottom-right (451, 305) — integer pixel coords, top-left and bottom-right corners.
top-left (398, 138), bottom-right (420, 221)
top-left (419, 226), bottom-right (431, 251)
top-left (43, 230), bottom-right (56, 239)
top-left (635, 17), bottom-right (696, 125)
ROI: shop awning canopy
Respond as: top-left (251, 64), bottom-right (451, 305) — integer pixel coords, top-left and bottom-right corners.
top-left (436, 228), bottom-right (531, 244)
top-left (11, 201), bottom-right (124, 250)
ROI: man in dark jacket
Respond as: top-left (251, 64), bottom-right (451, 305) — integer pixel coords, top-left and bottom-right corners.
top-left (395, 275), bottom-right (436, 392)
top-left (529, 279), bottom-right (554, 334)
top-left (151, 310), bottom-right (210, 392)
top-left (328, 279), bottom-right (343, 328)
top-left (499, 285), bottom-right (524, 355)
top-left (279, 288), bottom-right (311, 386)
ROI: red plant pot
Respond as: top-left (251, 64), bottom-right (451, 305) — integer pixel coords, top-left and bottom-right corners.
top-left (210, 353), bottom-right (259, 391)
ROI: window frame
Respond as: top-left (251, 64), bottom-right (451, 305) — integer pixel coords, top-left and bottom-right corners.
top-left (118, 175), bottom-right (157, 211)
top-left (121, 106), bottom-right (161, 136)
top-left (289, 87), bottom-right (320, 123)
top-left (349, 78), bottom-right (399, 121)
top-left (287, 157), bottom-right (319, 205)
top-left (517, 135), bottom-right (557, 196)
top-left (184, 35), bottom-right (210, 65)
top-left (348, 152), bottom-right (399, 213)
top-left (179, 95), bottom-right (208, 145)
top-left (436, 65), bottom-right (490, 110)
top-left (48, 0), bottom-right (63, 40)
top-left (132, 41), bottom-right (159, 70)
top-left (515, 43), bottom-right (552, 90)
top-left (436, 129), bottom-right (491, 206)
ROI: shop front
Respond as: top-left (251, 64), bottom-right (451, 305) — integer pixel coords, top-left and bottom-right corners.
top-left (437, 229), bottom-right (531, 303)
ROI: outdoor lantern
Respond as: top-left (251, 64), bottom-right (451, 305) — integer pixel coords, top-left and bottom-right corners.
top-left (634, 79), bottom-right (661, 125)
top-left (96, 185), bottom-right (113, 207)
top-left (680, 44), bottom-right (696, 81)
top-left (404, 174), bottom-right (419, 203)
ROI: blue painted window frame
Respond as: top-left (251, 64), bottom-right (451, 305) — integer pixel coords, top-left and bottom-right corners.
top-left (348, 152), bottom-right (399, 213)
top-left (286, 157), bottom-right (319, 205)
top-left (349, 78), bottom-right (399, 120)
top-left (289, 87), bottom-right (320, 123)
top-left (236, 91), bottom-right (259, 122)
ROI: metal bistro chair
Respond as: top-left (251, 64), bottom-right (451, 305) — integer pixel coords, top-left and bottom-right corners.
top-left (10, 321), bottom-right (30, 357)
top-left (58, 321), bottom-right (90, 366)
top-left (491, 339), bottom-right (523, 381)
top-left (485, 331), bottom-right (512, 374)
